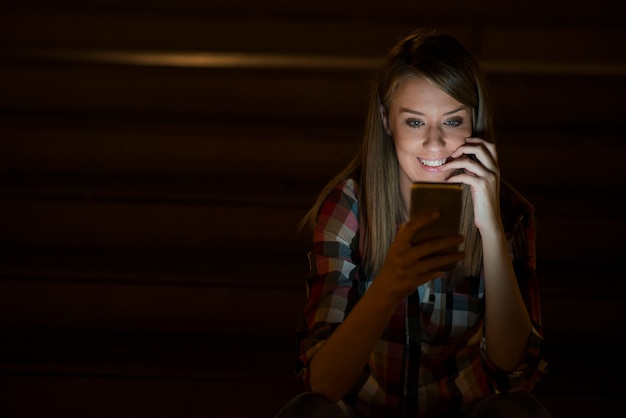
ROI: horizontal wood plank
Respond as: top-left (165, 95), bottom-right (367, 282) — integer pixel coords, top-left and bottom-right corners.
top-left (1, 63), bottom-right (623, 130)
top-left (0, 273), bottom-right (621, 336)
top-left (1, 3), bottom-right (623, 413)
top-left (0, 279), bottom-right (307, 335)
top-left (0, 195), bottom-right (622, 259)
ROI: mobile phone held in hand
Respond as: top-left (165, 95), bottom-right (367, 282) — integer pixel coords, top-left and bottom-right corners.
top-left (409, 182), bottom-right (463, 247)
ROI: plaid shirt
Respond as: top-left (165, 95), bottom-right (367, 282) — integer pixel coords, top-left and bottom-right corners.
top-left (296, 178), bottom-right (547, 417)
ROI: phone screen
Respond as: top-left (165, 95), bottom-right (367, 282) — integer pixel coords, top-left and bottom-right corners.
top-left (409, 182), bottom-right (463, 246)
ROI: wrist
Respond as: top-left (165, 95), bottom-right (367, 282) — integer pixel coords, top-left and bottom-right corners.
top-left (477, 218), bottom-right (506, 243)
top-left (366, 276), bottom-right (404, 312)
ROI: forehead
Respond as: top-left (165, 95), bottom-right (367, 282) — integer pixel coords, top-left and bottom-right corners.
top-left (390, 76), bottom-right (466, 112)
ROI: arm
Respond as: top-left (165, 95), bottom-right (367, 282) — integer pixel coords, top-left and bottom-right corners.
top-left (299, 181), bottom-right (466, 402)
top-left (482, 196), bottom-right (548, 391)
top-left (309, 227), bottom-right (466, 401)
top-left (308, 277), bottom-right (400, 402)
top-left (480, 221), bottom-right (533, 371)
top-left (446, 139), bottom-right (535, 372)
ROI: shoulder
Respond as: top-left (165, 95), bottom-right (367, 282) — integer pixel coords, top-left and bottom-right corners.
top-left (319, 178), bottom-right (360, 213)
top-left (315, 178), bottom-right (361, 238)
top-left (326, 178), bottom-right (360, 206)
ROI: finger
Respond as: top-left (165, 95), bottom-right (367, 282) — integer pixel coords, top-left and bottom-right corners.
top-left (446, 171), bottom-right (496, 199)
top-left (451, 146), bottom-right (497, 173)
top-left (415, 250), bottom-right (466, 274)
top-left (466, 137), bottom-right (498, 164)
top-left (445, 159), bottom-right (493, 181)
top-left (402, 209), bottom-right (440, 237)
top-left (450, 140), bottom-right (498, 172)
top-left (461, 137), bottom-right (497, 156)
top-left (401, 246), bottom-right (466, 285)
top-left (418, 233), bottom-right (464, 254)
top-left (411, 234), bottom-right (465, 257)
top-left (446, 146), bottom-right (500, 181)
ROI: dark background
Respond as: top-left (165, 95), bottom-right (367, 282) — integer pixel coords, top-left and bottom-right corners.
top-left (1, 1), bottom-right (625, 417)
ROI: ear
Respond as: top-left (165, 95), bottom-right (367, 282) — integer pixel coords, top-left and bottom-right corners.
top-left (379, 104), bottom-right (392, 136)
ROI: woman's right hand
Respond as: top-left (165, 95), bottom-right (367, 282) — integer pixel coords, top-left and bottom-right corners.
top-left (371, 209), bottom-right (466, 303)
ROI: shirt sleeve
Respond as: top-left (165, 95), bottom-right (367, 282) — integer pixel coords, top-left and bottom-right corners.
top-left (295, 180), bottom-right (362, 387)
top-left (479, 205), bottom-right (549, 393)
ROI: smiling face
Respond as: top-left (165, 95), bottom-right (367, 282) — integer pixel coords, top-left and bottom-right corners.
top-left (383, 76), bottom-right (473, 196)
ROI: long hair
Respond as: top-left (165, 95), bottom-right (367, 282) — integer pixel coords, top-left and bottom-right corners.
top-left (301, 29), bottom-right (495, 280)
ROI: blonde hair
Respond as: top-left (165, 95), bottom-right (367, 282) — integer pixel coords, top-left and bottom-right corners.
top-left (301, 29), bottom-right (495, 280)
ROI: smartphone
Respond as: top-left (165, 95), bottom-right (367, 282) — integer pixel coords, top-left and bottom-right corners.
top-left (409, 182), bottom-right (463, 247)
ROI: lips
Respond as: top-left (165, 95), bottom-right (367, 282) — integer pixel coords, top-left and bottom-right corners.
top-left (417, 156), bottom-right (452, 167)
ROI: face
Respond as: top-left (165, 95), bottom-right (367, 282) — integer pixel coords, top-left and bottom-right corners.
top-left (383, 76), bottom-right (472, 195)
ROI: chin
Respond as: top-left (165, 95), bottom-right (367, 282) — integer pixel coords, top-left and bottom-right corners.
top-left (414, 171), bottom-right (447, 182)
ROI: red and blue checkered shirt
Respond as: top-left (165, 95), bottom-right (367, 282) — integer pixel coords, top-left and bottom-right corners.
top-left (296, 178), bottom-right (548, 417)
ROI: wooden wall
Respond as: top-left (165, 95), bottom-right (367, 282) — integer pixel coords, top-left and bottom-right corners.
top-left (1, 1), bottom-right (625, 416)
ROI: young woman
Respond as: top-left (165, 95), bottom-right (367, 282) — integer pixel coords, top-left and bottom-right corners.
top-left (277, 29), bottom-right (550, 418)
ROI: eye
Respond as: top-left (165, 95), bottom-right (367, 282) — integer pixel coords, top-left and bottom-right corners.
top-left (406, 119), bottom-right (425, 128)
top-left (444, 118), bottom-right (463, 127)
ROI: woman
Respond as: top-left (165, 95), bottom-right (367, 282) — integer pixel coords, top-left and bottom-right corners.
top-left (277, 29), bottom-right (550, 417)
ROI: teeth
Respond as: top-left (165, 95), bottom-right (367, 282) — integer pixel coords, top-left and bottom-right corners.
top-left (419, 158), bottom-right (447, 167)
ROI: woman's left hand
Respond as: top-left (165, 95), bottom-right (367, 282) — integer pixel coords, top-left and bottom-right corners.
top-left (443, 137), bottom-right (501, 234)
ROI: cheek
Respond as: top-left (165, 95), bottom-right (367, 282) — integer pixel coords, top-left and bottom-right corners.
top-left (392, 133), bottom-right (416, 154)
top-left (445, 126), bottom-right (473, 144)
top-left (391, 124), bottom-right (419, 144)
top-left (450, 133), bottom-right (470, 146)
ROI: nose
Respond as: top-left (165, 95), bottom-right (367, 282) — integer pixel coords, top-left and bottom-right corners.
top-left (423, 125), bottom-right (446, 150)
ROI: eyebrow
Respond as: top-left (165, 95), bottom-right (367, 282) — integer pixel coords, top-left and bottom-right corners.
top-left (400, 106), bottom-right (467, 116)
